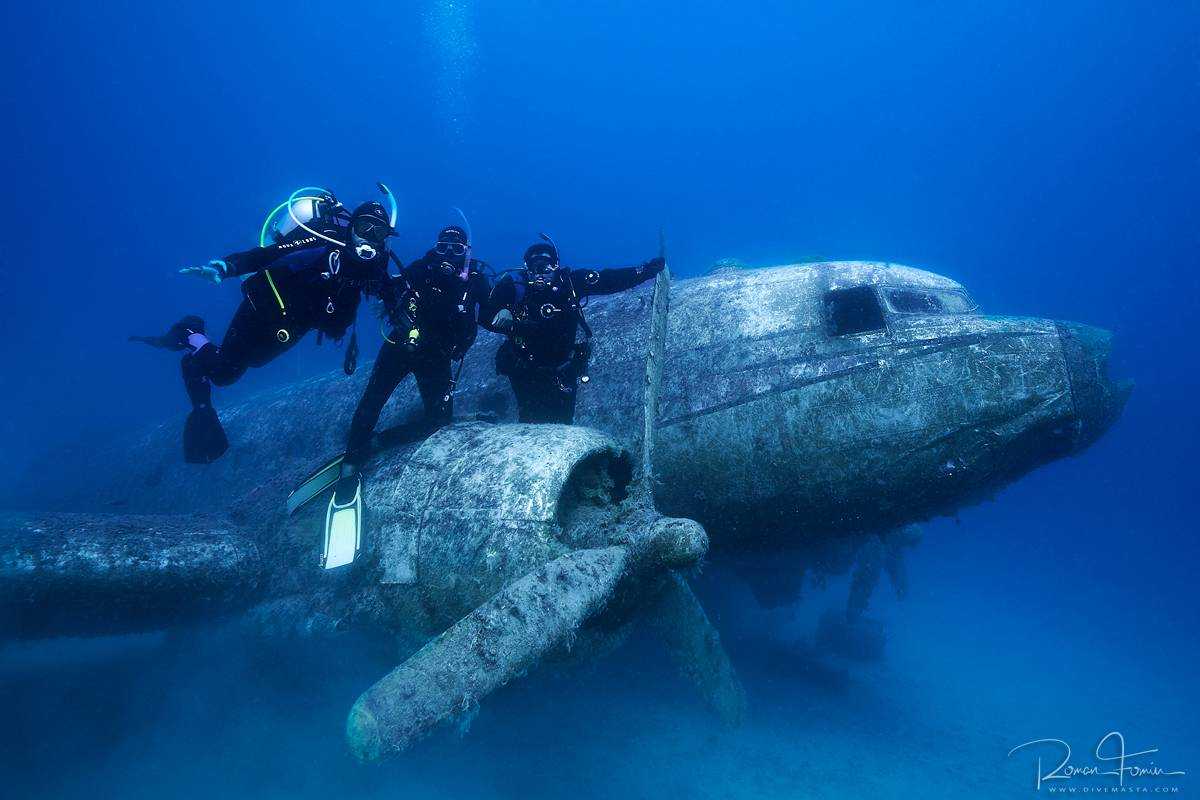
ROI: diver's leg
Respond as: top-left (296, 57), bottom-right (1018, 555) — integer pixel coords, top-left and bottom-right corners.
top-left (511, 372), bottom-right (564, 424)
top-left (346, 341), bottom-right (413, 464)
top-left (509, 374), bottom-right (539, 423)
top-left (533, 376), bottom-right (576, 424)
top-left (558, 379), bottom-right (579, 424)
top-left (189, 345), bottom-right (250, 388)
top-left (131, 314), bottom-right (207, 351)
top-left (325, 339), bottom-right (415, 569)
top-left (332, 342), bottom-right (412, 552)
top-left (413, 356), bottom-right (454, 427)
top-left (179, 350), bottom-right (228, 464)
top-left (175, 301), bottom-right (268, 463)
top-left (193, 300), bottom-right (269, 387)
top-left (180, 353), bottom-right (212, 409)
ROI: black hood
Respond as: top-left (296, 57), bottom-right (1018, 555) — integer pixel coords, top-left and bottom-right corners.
top-left (349, 202), bottom-right (392, 243)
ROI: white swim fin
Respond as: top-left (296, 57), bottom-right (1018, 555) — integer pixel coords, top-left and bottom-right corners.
top-left (322, 470), bottom-right (362, 570)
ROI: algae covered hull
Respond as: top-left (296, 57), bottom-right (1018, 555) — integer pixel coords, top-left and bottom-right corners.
top-left (0, 259), bottom-right (1128, 759)
top-left (12, 261), bottom-right (1127, 547)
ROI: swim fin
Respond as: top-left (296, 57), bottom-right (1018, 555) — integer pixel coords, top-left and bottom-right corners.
top-left (287, 453), bottom-right (345, 515)
top-left (322, 469), bottom-right (363, 570)
top-left (183, 404), bottom-right (228, 463)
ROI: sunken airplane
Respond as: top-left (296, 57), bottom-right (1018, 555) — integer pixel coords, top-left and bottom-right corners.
top-left (0, 260), bottom-right (1129, 760)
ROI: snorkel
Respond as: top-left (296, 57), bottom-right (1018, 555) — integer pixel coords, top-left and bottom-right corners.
top-left (451, 207), bottom-right (473, 279)
top-left (378, 183), bottom-right (399, 229)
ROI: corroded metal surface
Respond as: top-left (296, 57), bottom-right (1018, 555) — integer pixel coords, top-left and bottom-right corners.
top-left (368, 423), bottom-right (630, 618)
top-left (0, 259), bottom-right (1130, 758)
top-left (11, 261), bottom-right (1128, 553)
top-left (0, 511), bottom-right (260, 638)
top-left (1, 424), bottom-right (733, 758)
top-left (347, 545), bottom-right (631, 761)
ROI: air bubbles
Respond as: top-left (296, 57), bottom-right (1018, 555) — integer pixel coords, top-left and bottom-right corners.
top-left (423, 1), bottom-right (477, 142)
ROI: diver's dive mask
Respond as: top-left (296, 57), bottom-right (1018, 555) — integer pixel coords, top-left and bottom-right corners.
top-left (525, 257), bottom-right (559, 289)
top-left (350, 214), bottom-right (391, 261)
top-left (523, 239), bottom-right (560, 288)
top-left (434, 241), bottom-right (468, 257)
top-left (433, 226), bottom-right (470, 278)
top-left (353, 216), bottom-right (390, 243)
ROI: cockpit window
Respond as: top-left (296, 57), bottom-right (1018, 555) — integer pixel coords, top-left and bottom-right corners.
top-left (825, 286), bottom-right (887, 336)
top-left (886, 288), bottom-right (976, 315)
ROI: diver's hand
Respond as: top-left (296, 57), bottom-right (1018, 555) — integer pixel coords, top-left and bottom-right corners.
top-left (639, 256), bottom-right (666, 276)
top-left (179, 259), bottom-right (227, 284)
top-left (491, 309), bottom-right (515, 334)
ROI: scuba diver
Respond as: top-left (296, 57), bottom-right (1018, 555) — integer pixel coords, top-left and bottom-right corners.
top-left (485, 237), bottom-right (665, 424)
top-left (132, 189), bottom-right (400, 465)
top-left (315, 224), bottom-right (491, 568)
top-left (344, 224), bottom-right (491, 463)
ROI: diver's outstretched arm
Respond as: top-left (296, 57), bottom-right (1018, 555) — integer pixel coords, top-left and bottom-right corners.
top-left (179, 238), bottom-right (328, 284)
top-left (575, 257), bottom-right (665, 297)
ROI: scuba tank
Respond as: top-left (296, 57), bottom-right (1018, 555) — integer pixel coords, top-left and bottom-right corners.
top-left (248, 184), bottom-right (399, 350)
top-left (243, 186), bottom-right (348, 345)
top-left (259, 187), bottom-right (349, 247)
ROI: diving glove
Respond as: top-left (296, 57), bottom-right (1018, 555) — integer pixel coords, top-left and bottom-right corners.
top-left (179, 259), bottom-right (228, 284)
top-left (491, 308), bottom-right (515, 334)
top-left (639, 256), bottom-right (666, 276)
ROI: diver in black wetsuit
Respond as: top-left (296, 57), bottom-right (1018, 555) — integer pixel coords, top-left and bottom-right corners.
top-left (485, 239), bottom-right (665, 424)
top-left (342, 225), bottom-right (492, 468)
top-left (325, 225), bottom-right (491, 527)
top-left (133, 198), bottom-right (399, 463)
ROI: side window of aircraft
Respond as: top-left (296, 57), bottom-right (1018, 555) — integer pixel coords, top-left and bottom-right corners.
top-left (886, 288), bottom-right (977, 315)
top-left (888, 289), bottom-right (944, 314)
top-left (825, 286), bottom-right (887, 336)
top-left (938, 291), bottom-right (977, 313)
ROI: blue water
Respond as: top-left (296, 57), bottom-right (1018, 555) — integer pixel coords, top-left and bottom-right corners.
top-left (1, 2), bottom-right (1197, 797)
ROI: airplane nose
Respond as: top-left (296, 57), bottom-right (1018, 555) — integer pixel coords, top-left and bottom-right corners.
top-left (1056, 322), bottom-right (1133, 451)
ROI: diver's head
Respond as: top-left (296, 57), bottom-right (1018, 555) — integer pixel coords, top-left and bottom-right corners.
top-left (348, 201), bottom-right (393, 261)
top-left (433, 225), bottom-right (470, 278)
top-left (524, 242), bottom-right (560, 288)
